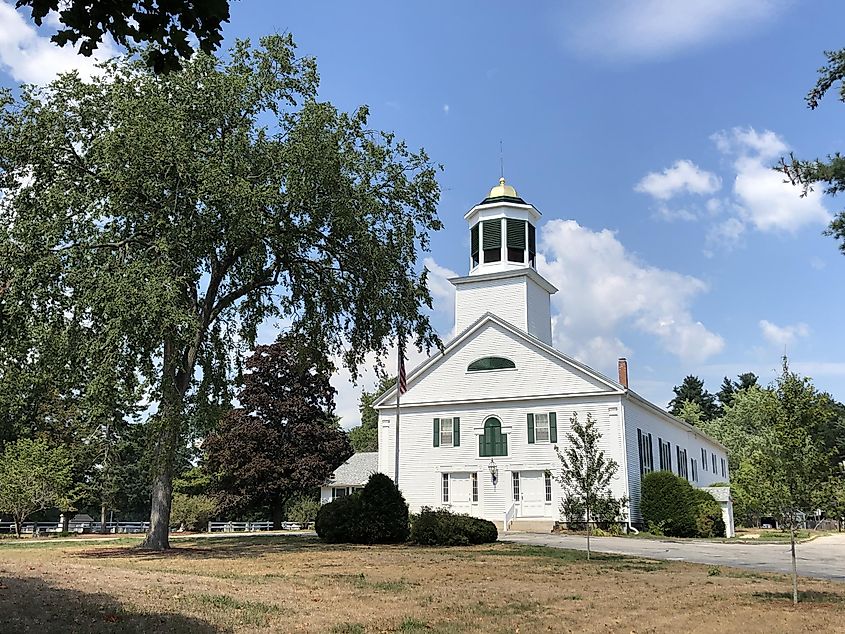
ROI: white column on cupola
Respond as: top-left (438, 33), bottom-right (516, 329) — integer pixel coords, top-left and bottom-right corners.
top-left (449, 178), bottom-right (558, 344)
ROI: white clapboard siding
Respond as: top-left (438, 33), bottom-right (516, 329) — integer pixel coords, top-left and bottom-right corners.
top-left (623, 398), bottom-right (729, 523)
top-left (389, 320), bottom-right (614, 407)
top-left (455, 275), bottom-right (526, 336)
top-left (381, 395), bottom-right (628, 519)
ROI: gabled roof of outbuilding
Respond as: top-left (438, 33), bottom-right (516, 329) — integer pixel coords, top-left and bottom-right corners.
top-left (328, 452), bottom-right (378, 487)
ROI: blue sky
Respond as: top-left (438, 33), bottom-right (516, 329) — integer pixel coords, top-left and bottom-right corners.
top-left (2, 0), bottom-right (845, 425)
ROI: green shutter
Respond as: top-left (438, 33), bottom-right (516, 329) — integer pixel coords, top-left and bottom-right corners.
top-left (479, 434), bottom-right (485, 457)
top-left (549, 412), bottom-right (557, 443)
top-left (453, 417), bottom-right (460, 447)
top-left (506, 218), bottom-right (526, 249)
top-left (528, 223), bottom-right (536, 254)
top-left (471, 223), bottom-right (479, 257)
top-left (527, 413), bottom-right (535, 444)
top-left (482, 219), bottom-right (502, 249)
top-left (502, 435), bottom-right (508, 456)
top-left (433, 418), bottom-right (440, 447)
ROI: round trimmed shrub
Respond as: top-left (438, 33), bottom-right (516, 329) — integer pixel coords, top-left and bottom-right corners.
top-left (410, 507), bottom-right (498, 546)
top-left (641, 470), bottom-right (697, 537)
top-left (359, 473), bottom-right (410, 544)
top-left (315, 473), bottom-right (409, 544)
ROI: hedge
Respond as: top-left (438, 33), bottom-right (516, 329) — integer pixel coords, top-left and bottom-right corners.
top-left (641, 470), bottom-right (724, 538)
top-left (410, 507), bottom-right (498, 546)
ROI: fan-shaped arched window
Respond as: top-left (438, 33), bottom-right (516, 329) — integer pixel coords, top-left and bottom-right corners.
top-left (467, 357), bottom-right (516, 372)
top-left (479, 417), bottom-right (508, 457)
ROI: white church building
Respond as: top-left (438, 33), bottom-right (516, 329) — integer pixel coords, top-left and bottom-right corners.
top-left (359, 179), bottom-right (732, 533)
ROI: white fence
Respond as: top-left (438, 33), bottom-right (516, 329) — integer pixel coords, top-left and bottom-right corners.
top-left (207, 521), bottom-right (305, 532)
top-left (0, 521), bottom-right (150, 535)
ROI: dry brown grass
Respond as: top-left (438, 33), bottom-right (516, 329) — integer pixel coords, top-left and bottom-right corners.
top-left (0, 535), bottom-right (843, 633)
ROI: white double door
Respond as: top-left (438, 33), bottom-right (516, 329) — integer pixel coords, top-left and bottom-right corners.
top-left (516, 470), bottom-right (547, 517)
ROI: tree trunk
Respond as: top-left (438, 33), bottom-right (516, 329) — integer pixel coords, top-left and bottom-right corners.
top-left (61, 513), bottom-right (70, 533)
top-left (790, 524), bottom-right (799, 605)
top-left (586, 503), bottom-right (591, 561)
top-left (139, 335), bottom-right (195, 551)
top-left (13, 518), bottom-right (21, 539)
top-left (271, 501), bottom-right (284, 530)
top-left (100, 504), bottom-right (108, 534)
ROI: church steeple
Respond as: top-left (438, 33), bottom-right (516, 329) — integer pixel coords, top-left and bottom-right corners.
top-left (466, 177), bottom-right (541, 276)
top-left (450, 179), bottom-right (557, 344)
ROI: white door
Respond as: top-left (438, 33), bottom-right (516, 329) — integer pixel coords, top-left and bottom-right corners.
top-left (519, 471), bottom-right (546, 517)
top-left (449, 472), bottom-right (473, 514)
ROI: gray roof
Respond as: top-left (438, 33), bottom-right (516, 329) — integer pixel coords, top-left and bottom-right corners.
top-left (328, 452), bottom-right (378, 487)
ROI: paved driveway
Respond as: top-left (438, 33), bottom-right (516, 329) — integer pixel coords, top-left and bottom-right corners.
top-left (503, 532), bottom-right (845, 581)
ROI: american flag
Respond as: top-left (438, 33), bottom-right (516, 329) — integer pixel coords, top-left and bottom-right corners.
top-left (398, 340), bottom-right (407, 395)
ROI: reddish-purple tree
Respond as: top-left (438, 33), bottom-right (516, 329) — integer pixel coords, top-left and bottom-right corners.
top-left (204, 334), bottom-right (352, 528)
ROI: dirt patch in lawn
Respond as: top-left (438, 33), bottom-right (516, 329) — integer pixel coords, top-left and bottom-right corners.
top-left (0, 535), bottom-right (842, 633)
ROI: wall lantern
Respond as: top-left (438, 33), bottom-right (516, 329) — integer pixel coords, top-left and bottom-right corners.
top-left (488, 459), bottom-right (498, 483)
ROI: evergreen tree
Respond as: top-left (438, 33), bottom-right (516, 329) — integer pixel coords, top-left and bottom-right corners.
top-left (669, 375), bottom-right (719, 422)
top-left (716, 372), bottom-right (759, 408)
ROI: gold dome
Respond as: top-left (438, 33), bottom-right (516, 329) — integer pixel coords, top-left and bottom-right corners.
top-left (487, 177), bottom-right (518, 199)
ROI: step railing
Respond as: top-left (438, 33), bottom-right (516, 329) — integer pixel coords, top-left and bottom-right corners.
top-left (503, 503), bottom-right (516, 532)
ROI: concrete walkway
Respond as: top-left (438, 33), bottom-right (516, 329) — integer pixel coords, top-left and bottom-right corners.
top-left (503, 532), bottom-right (845, 581)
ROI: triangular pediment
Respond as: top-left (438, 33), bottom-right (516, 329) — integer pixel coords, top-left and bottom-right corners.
top-left (376, 314), bottom-right (622, 408)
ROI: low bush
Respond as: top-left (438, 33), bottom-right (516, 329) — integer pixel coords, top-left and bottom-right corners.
top-left (170, 493), bottom-right (218, 532)
top-left (561, 492), bottom-right (628, 531)
top-left (641, 471), bottom-right (725, 538)
top-left (691, 488), bottom-right (726, 538)
top-left (316, 473), bottom-right (409, 544)
top-left (410, 507), bottom-right (497, 546)
top-left (286, 494), bottom-right (321, 525)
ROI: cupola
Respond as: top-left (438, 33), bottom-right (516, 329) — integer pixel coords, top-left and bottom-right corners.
top-left (466, 178), bottom-right (541, 276)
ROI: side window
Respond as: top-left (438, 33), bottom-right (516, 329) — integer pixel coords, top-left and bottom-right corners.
top-left (471, 472), bottom-right (479, 502)
top-left (512, 471), bottom-right (520, 501)
top-left (441, 473), bottom-right (449, 503)
top-left (544, 472), bottom-right (552, 502)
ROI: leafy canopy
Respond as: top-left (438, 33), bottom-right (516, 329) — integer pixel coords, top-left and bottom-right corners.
top-left (15, 0), bottom-right (231, 73)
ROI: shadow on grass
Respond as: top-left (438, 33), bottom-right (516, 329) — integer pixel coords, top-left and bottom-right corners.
top-left (753, 590), bottom-right (845, 604)
top-left (0, 575), bottom-right (226, 633)
top-left (74, 535), bottom-right (382, 561)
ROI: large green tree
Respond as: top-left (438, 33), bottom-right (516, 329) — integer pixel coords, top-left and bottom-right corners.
top-left (15, 0), bottom-right (230, 73)
top-left (0, 36), bottom-right (441, 549)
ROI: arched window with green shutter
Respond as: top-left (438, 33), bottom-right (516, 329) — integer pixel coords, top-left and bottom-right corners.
top-left (479, 417), bottom-right (508, 457)
top-left (467, 357), bottom-right (516, 372)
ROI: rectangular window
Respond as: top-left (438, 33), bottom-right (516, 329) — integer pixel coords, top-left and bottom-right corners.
top-left (332, 487), bottom-right (348, 500)
top-left (659, 439), bottom-right (672, 471)
top-left (512, 471), bottom-right (520, 501)
top-left (721, 458), bottom-right (726, 478)
top-left (440, 418), bottom-right (454, 447)
top-left (638, 429), bottom-right (654, 475)
top-left (471, 472), bottom-right (479, 503)
top-left (544, 472), bottom-right (552, 502)
top-left (534, 413), bottom-right (550, 443)
top-left (676, 447), bottom-right (689, 480)
top-left (701, 447), bottom-right (708, 471)
top-left (691, 458), bottom-right (698, 482)
top-left (442, 473), bottom-right (449, 503)
top-left (712, 453), bottom-right (717, 473)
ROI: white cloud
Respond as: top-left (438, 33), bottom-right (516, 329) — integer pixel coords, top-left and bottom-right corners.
top-left (563, 0), bottom-right (788, 61)
top-left (810, 256), bottom-right (826, 270)
top-left (539, 219), bottom-right (724, 367)
top-left (759, 319), bottom-right (809, 348)
top-left (653, 205), bottom-right (698, 222)
top-left (0, 2), bottom-right (118, 84)
top-left (635, 160), bottom-right (721, 201)
top-left (705, 217), bottom-right (746, 253)
top-left (442, 104), bottom-right (450, 114)
top-left (714, 127), bottom-right (831, 233)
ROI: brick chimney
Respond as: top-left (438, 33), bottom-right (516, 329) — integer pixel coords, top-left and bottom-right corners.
top-left (617, 358), bottom-right (629, 389)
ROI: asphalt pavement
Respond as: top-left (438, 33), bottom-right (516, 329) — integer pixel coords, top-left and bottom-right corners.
top-left (502, 531), bottom-right (845, 581)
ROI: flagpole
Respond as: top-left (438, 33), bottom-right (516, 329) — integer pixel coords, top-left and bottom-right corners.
top-left (394, 336), bottom-right (401, 487)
